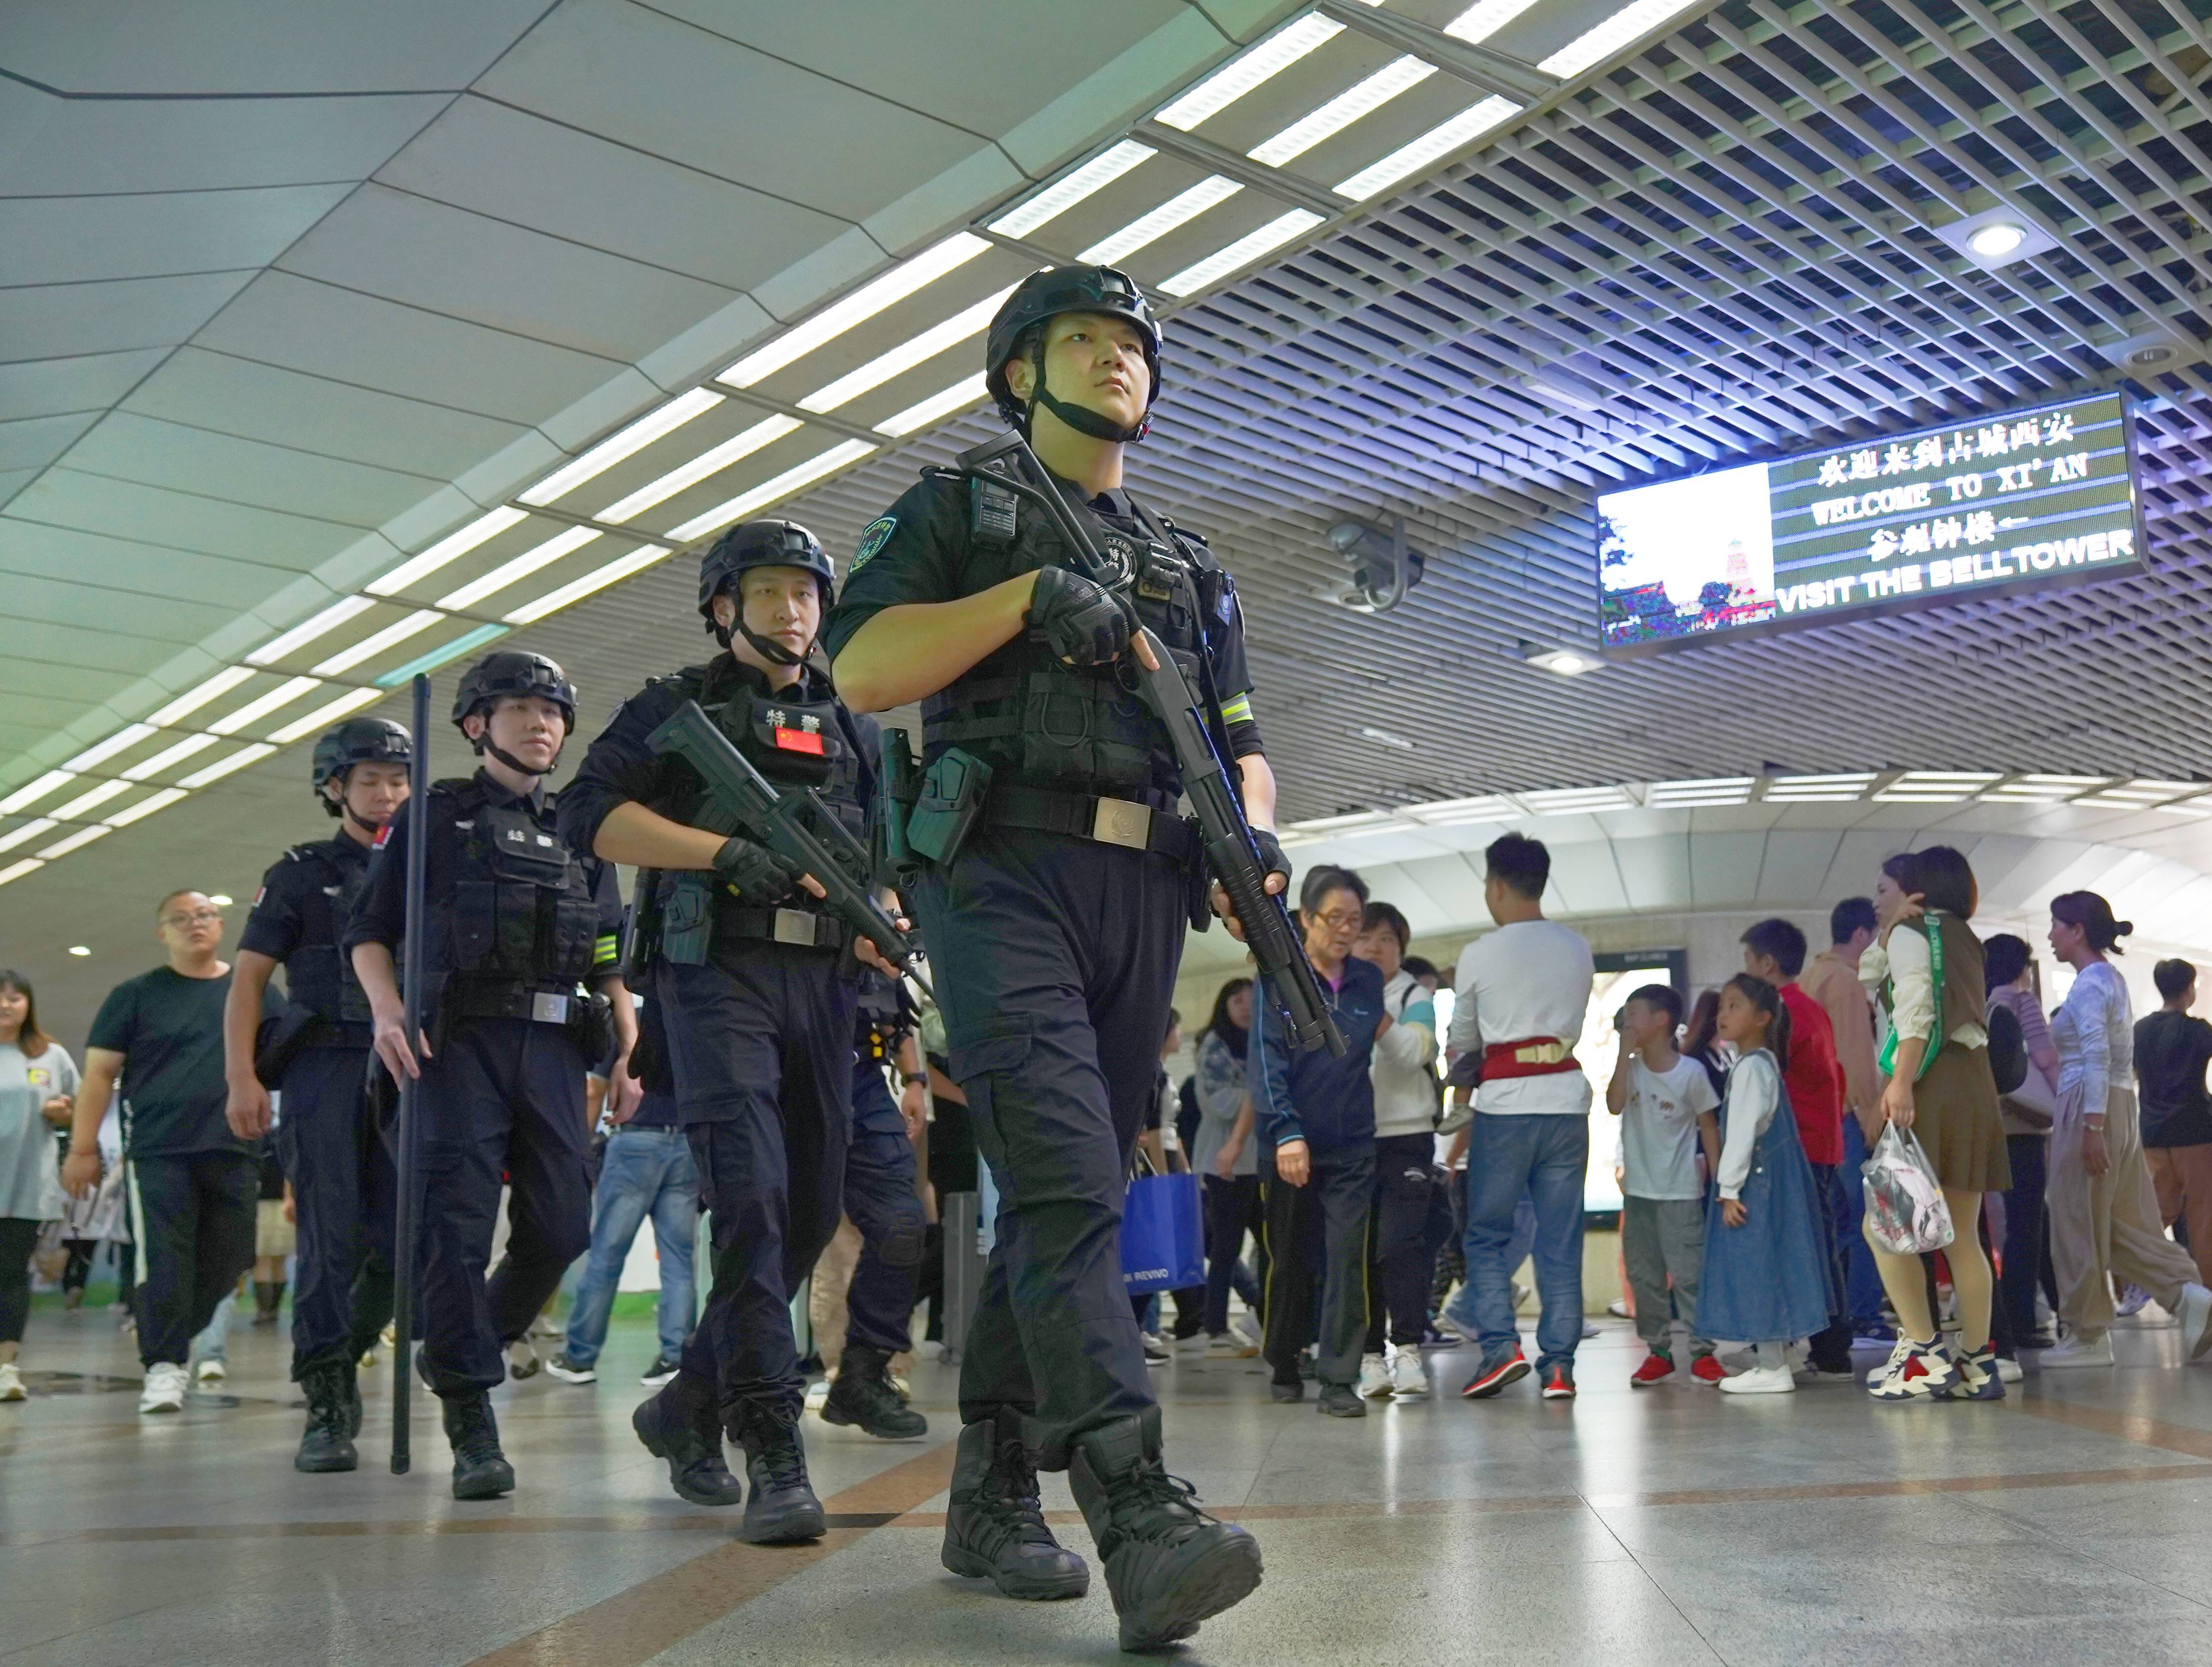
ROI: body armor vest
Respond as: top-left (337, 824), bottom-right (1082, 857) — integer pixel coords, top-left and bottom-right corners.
top-left (924, 480), bottom-right (1222, 805)
top-left (651, 661), bottom-right (871, 959)
top-left (279, 839), bottom-right (374, 1025)
top-left (432, 778), bottom-right (600, 987)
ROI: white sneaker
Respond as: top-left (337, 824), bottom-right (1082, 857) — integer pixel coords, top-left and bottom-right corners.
top-left (2177, 1283), bottom-right (2212, 1359)
top-left (1716, 1362), bottom-right (1797, 1394)
top-left (0, 1361), bottom-right (24, 1402)
top-left (1866, 1336), bottom-right (1916, 1390)
top-left (506, 1338), bottom-right (541, 1381)
top-left (194, 1357), bottom-right (226, 1385)
top-left (2039, 1332), bottom-right (2115, 1369)
top-left (1140, 1331), bottom-right (1170, 1365)
top-left (1231, 1311), bottom-right (1263, 1349)
top-left (1508, 1281), bottom-right (1529, 1312)
top-left (1389, 1347), bottom-right (1429, 1398)
top-left (139, 1361), bottom-right (188, 1413)
top-left (2116, 1283), bottom-right (2152, 1318)
top-left (1996, 1355), bottom-right (2024, 1384)
top-left (1206, 1331), bottom-right (1258, 1360)
top-left (1357, 1352), bottom-right (1392, 1398)
top-left (1606, 1299), bottom-right (1630, 1319)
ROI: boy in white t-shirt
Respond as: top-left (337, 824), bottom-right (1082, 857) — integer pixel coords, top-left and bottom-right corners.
top-left (1605, 985), bottom-right (1722, 1387)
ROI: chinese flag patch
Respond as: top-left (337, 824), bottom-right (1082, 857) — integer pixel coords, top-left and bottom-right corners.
top-left (373, 824), bottom-right (394, 849)
top-left (773, 727), bottom-right (825, 755)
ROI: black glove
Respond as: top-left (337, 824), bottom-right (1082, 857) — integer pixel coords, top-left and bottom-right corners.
top-left (1027, 566), bottom-right (1135, 666)
top-left (1253, 828), bottom-right (1290, 889)
top-left (713, 835), bottom-right (800, 899)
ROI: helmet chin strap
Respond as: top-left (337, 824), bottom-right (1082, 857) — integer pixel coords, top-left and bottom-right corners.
top-left (736, 618), bottom-right (809, 668)
top-left (481, 736), bottom-right (561, 779)
top-left (1030, 359), bottom-right (1149, 444)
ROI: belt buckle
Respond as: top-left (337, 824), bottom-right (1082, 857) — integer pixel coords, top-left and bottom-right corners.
top-left (530, 992), bottom-right (571, 1025)
top-left (1090, 796), bottom-right (1152, 850)
top-left (772, 907), bottom-right (818, 947)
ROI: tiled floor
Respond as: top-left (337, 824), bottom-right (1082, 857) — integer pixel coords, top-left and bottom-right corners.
top-left (6, 1307), bottom-right (2212, 1665)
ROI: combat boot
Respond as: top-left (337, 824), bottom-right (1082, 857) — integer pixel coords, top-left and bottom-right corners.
top-left (1068, 1407), bottom-right (1262, 1652)
top-left (941, 1410), bottom-right (1089, 1599)
top-left (820, 1344), bottom-right (928, 1440)
top-left (733, 1403), bottom-right (825, 1543)
top-left (633, 1377), bottom-right (744, 1506)
top-left (443, 1392), bottom-right (515, 1500)
top-left (294, 1360), bottom-right (358, 1473)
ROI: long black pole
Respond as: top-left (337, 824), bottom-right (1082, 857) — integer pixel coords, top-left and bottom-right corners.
top-left (389, 673), bottom-right (431, 1473)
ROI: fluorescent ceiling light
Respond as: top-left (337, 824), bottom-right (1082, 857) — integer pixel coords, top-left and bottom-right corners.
top-left (1156, 12), bottom-right (1352, 131)
top-left (268, 686), bottom-right (388, 747)
top-left (1980, 775), bottom-right (2105, 801)
top-left (368, 507), bottom-right (528, 597)
top-left (1160, 209), bottom-right (1324, 296)
top-left (1646, 777), bottom-right (1756, 807)
top-left (0, 820), bottom-right (56, 854)
top-left (0, 770), bottom-right (78, 815)
top-left (1335, 94), bottom-right (1521, 200)
top-left (1765, 773), bottom-right (1876, 801)
top-left (50, 779), bottom-right (133, 821)
top-left (719, 234), bottom-right (989, 389)
top-left (438, 527), bottom-right (600, 611)
top-left (376, 624), bottom-right (510, 688)
top-left (1518, 785), bottom-right (1635, 814)
top-left (246, 597), bottom-right (376, 666)
top-left (505, 545), bottom-right (673, 626)
top-left (667, 440), bottom-right (878, 544)
top-left (990, 142), bottom-right (1156, 238)
top-left (876, 374), bottom-right (989, 438)
top-left (1874, 770), bottom-right (2000, 802)
top-left (37, 824), bottom-right (114, 860)
top-left (519, 388), bottom-right (724, 507)
top-left (0, 859), bottom-right (41, 887)
top-left (1540, 0), bottom-right (1708, 78)
top-left (800, 288), bottom-right (1015, 415)
top-left (1445, 0), bottom-right (1545, 44)
top-left (122, 733), bottom-right (220, 781)
top-left (144, 665), bottom-right (255, 727)
top-left (312, 612), bottom-right (442, 677)
top-left (208, 675), bottom-right (323, 736)
top-left (1080, 177), bottom-right (1243, 266)
top-left (1407, 794), bottom-right (1518, 825)
top-left (1249, 57), bottom-right (1435, 167)
top-left (1356, 724), bottom-right (1417, 752)
top-left (179, 743), bottom-right (279, 790)
top-left (63, 724), bottom-right (157, 773)
top-left (1288, 808), bottom-right (1415, 834)
top-left (107, 788), bottom-right (190, 829)
top-left (596, 416), bottom-right (802, 524)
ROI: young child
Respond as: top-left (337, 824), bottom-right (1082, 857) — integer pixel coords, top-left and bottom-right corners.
top-left (1606, 985), bottom-right (1722, 1386)
top-left (1699, 975), bottom-right (1841, 1395)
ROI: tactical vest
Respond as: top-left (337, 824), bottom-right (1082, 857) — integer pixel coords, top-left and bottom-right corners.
top-left (651, 661), bottom-right (871, 958)
top-left (432, 777), bottom-right (601, 987)
top-left (279, 839), bottom-right (374, 1025)
top-left (923, 478), bottom-right (1224, 805)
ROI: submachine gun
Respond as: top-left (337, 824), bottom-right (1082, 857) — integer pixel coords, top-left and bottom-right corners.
top-left (645, 699), bottom-right (931, 998)
top-left (942, 431), bottom-right (1344, 1058)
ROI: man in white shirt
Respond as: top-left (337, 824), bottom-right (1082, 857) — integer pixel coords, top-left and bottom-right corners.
top-left (1442, 834), bottom-right (1595, 1401)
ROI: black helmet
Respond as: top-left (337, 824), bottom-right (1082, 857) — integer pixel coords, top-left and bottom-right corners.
top-left (984, 265), bottom-right (1162, 441)
top-left (311, 717), bottom-right (409, 818)
top-left (698, 519), bottom-right (835, 667)
top-left (450, 650), bottom-right (576, 734)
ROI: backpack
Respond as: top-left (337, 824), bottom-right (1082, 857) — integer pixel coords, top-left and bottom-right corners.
top-left (1983, 998), bottom-right (2027, 1095)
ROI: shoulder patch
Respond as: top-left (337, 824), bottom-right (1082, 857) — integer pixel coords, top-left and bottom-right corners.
top-left (850, 516), bottom-right (897, 575)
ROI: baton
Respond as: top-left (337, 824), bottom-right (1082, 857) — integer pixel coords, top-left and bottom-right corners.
top-left (389, 674), bottom-right (431, 1473)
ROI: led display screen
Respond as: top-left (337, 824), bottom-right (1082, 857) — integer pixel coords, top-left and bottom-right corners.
top-left (1597, 390), bottom-right (2141, 652)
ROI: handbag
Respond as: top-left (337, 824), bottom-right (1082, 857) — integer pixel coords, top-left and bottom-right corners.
top-left (1877, 915), bottom-right (1946, 1084)
top-left (1861, 1123), bottom-right (1955, 1253)
top-left (1121, 1149), bottom-right (1206, 1294)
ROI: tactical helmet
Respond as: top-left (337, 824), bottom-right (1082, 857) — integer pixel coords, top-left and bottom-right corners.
top-left (697, 519), bottom-right (837, 633)
top-left (311, 717), bottom-right (410, 818)
top-left (984, 265), bottom-right (1162, 440)
top-left (450, 650), bottom-right (576, 734)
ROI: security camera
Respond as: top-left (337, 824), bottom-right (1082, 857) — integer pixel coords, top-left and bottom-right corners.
top-left (1325, 514), bottom-right (1426, 613)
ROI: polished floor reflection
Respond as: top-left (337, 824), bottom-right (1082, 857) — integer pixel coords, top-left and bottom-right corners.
top-left (6, 1306), bottom-right (2212, 1666)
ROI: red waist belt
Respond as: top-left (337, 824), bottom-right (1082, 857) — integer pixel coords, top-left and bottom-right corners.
top-left (1480, 1038), bottom-right (1580, 1081)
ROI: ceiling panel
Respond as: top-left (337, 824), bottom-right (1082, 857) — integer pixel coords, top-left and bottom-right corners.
top-left (0, 274), bottom-right (256, 363)
top-left (10, 468), bottom-right (365, 571)
top-left (62, 412), bottom-right (441, 526)
top-left (0, 185), bottom-right (356, 287)
top-left (0, 412), bottom-right (100, 473)
top-left (0, 520), bottom-right (312, 610)
top-left (0, 349), bottom-right (167, 422)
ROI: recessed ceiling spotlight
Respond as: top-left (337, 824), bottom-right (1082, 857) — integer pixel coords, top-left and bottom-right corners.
top-left (1966, 222), bottom-right (2025, 258)
top-left (1518, 641), bottom-right (1600, 676)
top-left (67, 945), bottom-right (90, 956)
top-left (208, 894), bottom-right (233, 907)
top-left (1934, 207), bottom-right (2057, 270)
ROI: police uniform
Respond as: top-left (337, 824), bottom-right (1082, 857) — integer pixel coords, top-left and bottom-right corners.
top-left (840, 972), bottom-right (927, 1361)
top-left (344, 768), bottom-right (621, 1405)
top-left (240, 833), bottom-right (395, 1385)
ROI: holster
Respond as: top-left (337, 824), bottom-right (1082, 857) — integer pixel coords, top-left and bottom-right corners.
top-left (907, 747), bottom-right (993, 867)
top-left (659, 871), bottom-right (714, 966)
top-left (570, 991), bottom-right (615, 1066)
top-left (252, 1007), bottom-right (322, 1088)
top-left (363, 1054), bottom-right (398, 1136)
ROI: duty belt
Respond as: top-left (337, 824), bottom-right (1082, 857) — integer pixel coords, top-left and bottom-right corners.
top-left (717, 906), bottom-right (847, 950)
top-left (987, 784), bottom-right (1198, 861)
top-left (445, 983), bottom-right (582, 1025)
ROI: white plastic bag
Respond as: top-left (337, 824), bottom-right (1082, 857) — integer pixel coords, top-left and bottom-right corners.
top-left (1861, 1123), bottom-right (1955, 1254)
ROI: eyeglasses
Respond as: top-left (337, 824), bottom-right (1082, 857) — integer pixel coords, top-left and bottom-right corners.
top-left (1312, 909), bottom-right (1365, 930)
top-left (160, 909), bottom-right (224, 928)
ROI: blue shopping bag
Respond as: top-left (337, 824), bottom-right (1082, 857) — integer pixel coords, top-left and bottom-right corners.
top-left (1121, 1168), bottom-right (1206, 1294)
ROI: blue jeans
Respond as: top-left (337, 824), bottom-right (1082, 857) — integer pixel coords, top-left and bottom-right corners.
top-left (1460, 1113), bottom-right (1587, 1371)
top-left (562, 1127), bottom-right (699, 1367)
top-left (1838, 1116), bottom-right (1889, 1328)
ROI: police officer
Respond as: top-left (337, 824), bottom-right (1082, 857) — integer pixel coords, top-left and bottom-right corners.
top-left (826, 265), bottom-right (1280, 1651)
top-left (559, 519), bottom-right (897, 1544)
top-left (221, 718), bottom-right (410, 1473)
top-left (345, 651), bottom-right (633, 1500)
top-left (817, 969), bottom-right (930, 1441)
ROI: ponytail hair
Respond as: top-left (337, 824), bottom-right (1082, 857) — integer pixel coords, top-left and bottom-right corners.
top-left (1725, 972), bottom-right (1791, 1072)
top-left (2051, 890), bottom-right (2133, 955)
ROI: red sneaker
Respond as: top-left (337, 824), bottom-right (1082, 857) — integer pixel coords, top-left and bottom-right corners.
top-left (1629, 1352), bottom-right (1675, 1388)
top-left (1459, 1347), bottom-right (1530, 1399)
top-left (1540, 1363), bottom-right (1577, 1400)
top-left (1690, 1354), bottom-right (1726, 1385)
